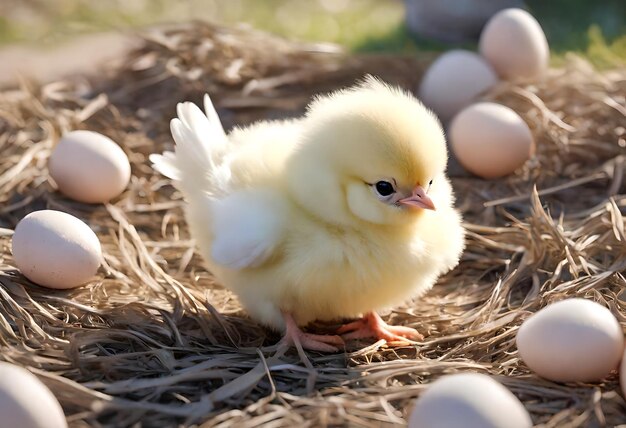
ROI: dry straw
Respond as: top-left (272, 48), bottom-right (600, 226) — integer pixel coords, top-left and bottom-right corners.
top-left (0, 21), bottom-right (624, 427)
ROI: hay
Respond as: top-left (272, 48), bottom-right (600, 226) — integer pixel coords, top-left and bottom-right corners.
top-left (0, 21), bottom-right (625, 427)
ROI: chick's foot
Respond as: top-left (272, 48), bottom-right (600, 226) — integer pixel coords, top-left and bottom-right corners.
top-left (281, 313), bottom-right (344, 352)
top-left (338, 312), bottom-right (423, 345)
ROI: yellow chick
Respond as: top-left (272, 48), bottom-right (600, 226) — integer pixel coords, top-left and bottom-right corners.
top-left (151, 77), bottom-right (465, 351)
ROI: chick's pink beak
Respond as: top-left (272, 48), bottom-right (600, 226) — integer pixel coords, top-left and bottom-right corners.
top-left (399, 185), bottom-right (436, 211)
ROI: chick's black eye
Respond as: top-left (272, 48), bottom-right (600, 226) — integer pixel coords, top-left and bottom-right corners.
top-left (375, 181), bottom-right (395, 197)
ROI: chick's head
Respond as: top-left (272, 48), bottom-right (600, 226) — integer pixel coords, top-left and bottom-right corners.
top-left (287, 77), bottom-right (448, 227)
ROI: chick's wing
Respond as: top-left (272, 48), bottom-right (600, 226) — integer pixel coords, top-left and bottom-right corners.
top-left (210, 189), bottom-right (286, 270)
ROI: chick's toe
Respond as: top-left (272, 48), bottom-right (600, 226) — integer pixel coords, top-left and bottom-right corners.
top-left (339, 312), bottom-right (423, 345)
top-left (281, 313), bottom-right (344, 352)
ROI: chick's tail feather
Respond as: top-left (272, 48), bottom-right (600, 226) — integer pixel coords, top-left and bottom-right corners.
top-left (150, 94), bottom-right (229, 197)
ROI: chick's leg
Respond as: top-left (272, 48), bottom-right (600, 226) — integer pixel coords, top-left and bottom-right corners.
top-left (338, 312), bottom-right (423, 344)
top-left (281, 313), bottom-right (344, 352)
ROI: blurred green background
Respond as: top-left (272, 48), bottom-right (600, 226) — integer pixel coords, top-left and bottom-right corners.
top-left (0, 0), bottom-right (624, 67)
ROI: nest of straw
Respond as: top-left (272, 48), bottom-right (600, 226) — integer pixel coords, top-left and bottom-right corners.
top-left (0, 21), bottom-right (625, 427)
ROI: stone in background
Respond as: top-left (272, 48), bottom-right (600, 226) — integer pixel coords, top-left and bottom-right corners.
top-left (405, 0), bottom-right (525, 42)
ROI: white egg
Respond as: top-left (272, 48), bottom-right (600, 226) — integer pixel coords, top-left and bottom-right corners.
top-left (621, 347), bottom-right (626, 398)
top-left (12, 210), bottom-right (102, 289)
top-left (0, 362), bottom-right (67, 428)
top-left (479, 8), bottom-right (549, 80)
top-left (48, 130), bottom-right (131, 204)
top-left (516, 298), bottom-right (624, 383)
top-left (418, 50), bottom-right (498, 123)
top-left (408, 373), bottom-right (532, 428)
top-left (449, 102), bottom-right (534, 179)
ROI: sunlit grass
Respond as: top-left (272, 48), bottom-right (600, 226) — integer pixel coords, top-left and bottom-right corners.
top-left (0, 0), bottom-right (404, 48)
top-left (550, 25), bottom-right (626, 69)
top-left (0, 0), bottom-right (623, 67)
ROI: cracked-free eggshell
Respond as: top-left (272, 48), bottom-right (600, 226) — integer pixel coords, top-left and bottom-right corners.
top-left (408, 373), bottom-right (532, 428)
top-left (418, 50), bottom-right (498, 123)
top-left (48, 130), bottom-right (130, 203)
top-left (619, 349), bottom-right (626, 398)
top-left (516, 298), bottom-right (624, 382)
top-left (450, 102), bottom-right (534, 179)
top-left (479, 8), bottom-right (549, 80)
top-left (0, 362), bottom-right (67, 428)
top-left (12, 210), bottom-right (102, 289)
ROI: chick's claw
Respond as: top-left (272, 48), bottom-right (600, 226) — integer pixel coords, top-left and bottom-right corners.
top-left (298, 333), bottom-right (345, 352)
top-left (282, 313), bottom-right (344, 352)
top-left (338, 312), bottom-right (424, 345)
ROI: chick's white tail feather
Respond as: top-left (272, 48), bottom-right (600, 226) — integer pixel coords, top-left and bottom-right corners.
top-left (150, 151), bottom-right (180, 180)
top-left (152, 94), bottom-right (286, 270)
top-left (150, 94), bottom-right (229, 197)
